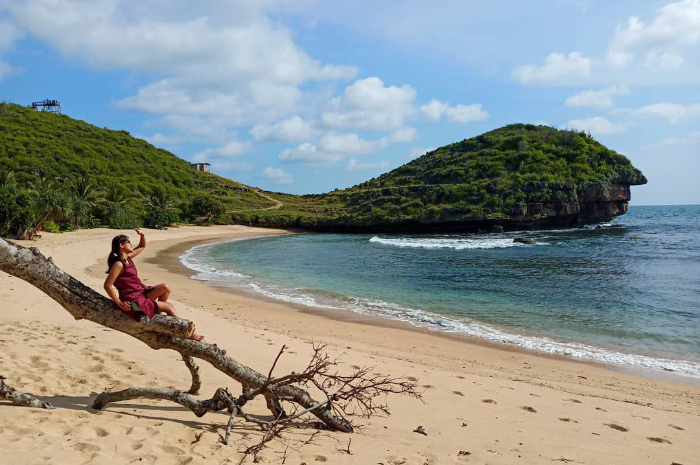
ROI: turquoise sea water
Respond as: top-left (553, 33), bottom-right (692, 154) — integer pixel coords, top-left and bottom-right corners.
top-left (181, 205), bottom-right (700, 378)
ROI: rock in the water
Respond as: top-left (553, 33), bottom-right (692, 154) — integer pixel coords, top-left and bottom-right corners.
top-left (513, 237), bottom-right (536, 244)
top-left (491, 225), bottom-right (504, 234)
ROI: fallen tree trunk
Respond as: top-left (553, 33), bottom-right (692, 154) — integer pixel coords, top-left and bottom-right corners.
top-left (0, 238), bottom-right (353, 431)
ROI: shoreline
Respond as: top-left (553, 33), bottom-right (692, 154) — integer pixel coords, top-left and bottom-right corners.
top-left (2, 225), bottom-right (699, 465)
top-left (158, 232), bottom-right (700, 387)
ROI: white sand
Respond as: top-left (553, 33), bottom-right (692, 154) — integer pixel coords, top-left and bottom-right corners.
top-left (1, 226), bottom-right (698, 464)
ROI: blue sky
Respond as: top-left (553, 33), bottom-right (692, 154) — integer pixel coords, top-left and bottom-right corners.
top-left (1, 0), bottom-right (699, 205)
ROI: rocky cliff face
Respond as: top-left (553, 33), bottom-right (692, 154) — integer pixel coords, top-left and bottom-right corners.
top-left (503, 184), bottom-right (631, 229)
top-left (246, 183), bottom-right (637, 233)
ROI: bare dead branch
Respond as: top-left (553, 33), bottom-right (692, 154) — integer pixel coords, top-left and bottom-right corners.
top-left (182, 355), bottom-right (201, 395)
top-left (0, 375), bottom-right (54, 410)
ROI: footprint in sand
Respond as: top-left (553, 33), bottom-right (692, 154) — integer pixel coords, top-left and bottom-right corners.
top-left (452, 391), bottom-right (465, 396)
top-left (521, 406), bottom-right (537, 413)
top-left (566, 399), bottom-right (582, 404)
top-left (131, 442), bottom-right (144, 450)
top-left (93, 427), bottom-right (109, 437)
top-left (406, 376), bottom-right (418, 381)
top-left (595, 407), bottom-right (607, 412)
top-left (669, 424), bottom-right (684, 430)
top-left (30, 355), bottom-right (48, 368)
top-left (72, 442), bottom-right (101, 453)
top-left (387, 457), bottom-right (406, 465)
top-left (558, 418), bottom-right (578, 423)
top-left (160, 445), bottom-right (186, 455)
top-left (647, 437), bottom-right (672, 444)
top-left (482, 399), bottom-right (497, 404)
top-left (604, 423), bottom-right (629, 432)
top-left (422, 384), bottom-right (435, 389)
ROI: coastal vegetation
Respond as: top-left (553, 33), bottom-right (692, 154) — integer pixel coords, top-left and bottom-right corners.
top-left (232, 124), bottom-right (647, 230)
top-left (0, 103), bottom-right (274, 237)
top-left (0, 102), bottom-right (646, 236)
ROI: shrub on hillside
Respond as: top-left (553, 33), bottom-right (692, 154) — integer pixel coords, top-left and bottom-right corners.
top-left (143, 207), bottom-right (177, 229)
top-left (0, 187), bottom-right (34, 236)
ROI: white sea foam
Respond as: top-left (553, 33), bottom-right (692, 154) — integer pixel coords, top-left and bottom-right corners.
top-left (180, 241), bottom-right (700, 379)
top-left (369, 236), bottom-right (524, 250)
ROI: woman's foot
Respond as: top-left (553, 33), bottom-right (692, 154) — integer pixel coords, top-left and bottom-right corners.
top-left (191, 333), bottom-right (205, 341)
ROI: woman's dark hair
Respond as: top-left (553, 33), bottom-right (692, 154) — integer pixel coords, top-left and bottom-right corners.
top-left (106, 235), bottom-right (129, 273)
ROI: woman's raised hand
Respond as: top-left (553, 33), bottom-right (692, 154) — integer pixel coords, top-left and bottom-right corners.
top-left (134, 228), bottom-right (144, 237)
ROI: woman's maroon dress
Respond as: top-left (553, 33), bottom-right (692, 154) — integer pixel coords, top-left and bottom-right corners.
top-left (113, 258), bottom-right (157, 318)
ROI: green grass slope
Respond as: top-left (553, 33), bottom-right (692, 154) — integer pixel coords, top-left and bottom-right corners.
top-left (0, 103), bottom-right (275, 221)
top-left (233, 124), bottom-right (646, 230)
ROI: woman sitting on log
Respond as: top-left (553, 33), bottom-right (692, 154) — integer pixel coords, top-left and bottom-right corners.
top-left (104, 229), bottom-right (204, 341)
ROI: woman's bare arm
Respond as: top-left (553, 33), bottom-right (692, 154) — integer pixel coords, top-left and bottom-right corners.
top-left (104, 262), bottom-right (130, 311)
top-left (129, 228), bottom-right (146, 259)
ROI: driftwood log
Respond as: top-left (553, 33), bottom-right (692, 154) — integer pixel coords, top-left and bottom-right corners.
top-left (1, 375), bottom-right (54, 409)
top-left (0, 238), bottom-right (420, 451)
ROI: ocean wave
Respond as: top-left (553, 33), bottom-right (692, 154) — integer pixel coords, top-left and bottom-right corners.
top-left (180, 239), bottom-right (250, 282)
top-left (369, 236), bottom-right (524, 250)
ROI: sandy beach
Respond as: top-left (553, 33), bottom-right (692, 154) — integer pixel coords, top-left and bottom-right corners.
top-left (1, 225), bottom-right (698, 465)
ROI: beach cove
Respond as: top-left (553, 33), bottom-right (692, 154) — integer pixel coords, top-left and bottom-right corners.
top-left (1, 225), bottom-right (699, 464)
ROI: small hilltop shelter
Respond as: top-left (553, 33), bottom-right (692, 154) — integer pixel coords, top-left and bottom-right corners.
top-left (190, 162), bottom-right (211, 173)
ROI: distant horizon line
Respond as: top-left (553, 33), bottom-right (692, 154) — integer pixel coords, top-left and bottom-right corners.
top-left (630, 203), bottom-right (700, 207)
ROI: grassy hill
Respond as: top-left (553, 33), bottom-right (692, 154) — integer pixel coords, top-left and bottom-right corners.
top-left (232, 124), bottom-right (647, 231)
top-left (0, 103), bottom-right (646, 235)
top-left (0, 102), bottom-right (275, 233)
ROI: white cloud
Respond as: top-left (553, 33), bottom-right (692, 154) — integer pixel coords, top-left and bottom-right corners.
top-left (407, 146), bottom-right (436, 160)
top-left (279, 143), bottom-right (342, 166)
top-left (0, 20), bottom-right (24, 82)
top-left (322, 77), bottom-right (417, 130)
top-left (651, 130), bottom-right (700, 146)
top-left (445, 104), bottom-right (489, 123)
top-left (389, 127), bottom-right (417, 143)
top-left (420, 99), bottom-right (448, 121)
top-left (564, 117), bottom-right (628, 135)
top-left (315, 127), bottom-right (415, 155)
top-left (0, 20), bottom-right (22, 50)
top-left (0, 60), bottom-right (13, 82)
top-left (608, 0), bottom-right (700, 70)
top-left (250, 116), bottom-right (320, 142)
top-left (565, 85), bottom-right (630, 109)
top-left (261, 167), bottom-right (293, 184)
top-left (345, 158), bottom-right (390, 172)
top-left (192, 138), bottom-right (250, 166)
top-left (420, 99), bottom-right (488, 123)
top-left (512, 52), bottom-right (592, 85)
top-left (145, 114), bottom-right (233, 143)
top-left (621, 103), bottom-right (700, 124)
top-left (319, 133), bottom-right (387, 155)
top-left (3, 0), bottom-right (356, 133)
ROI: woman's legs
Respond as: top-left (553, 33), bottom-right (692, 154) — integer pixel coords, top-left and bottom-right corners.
top-left (154, 300), bottom-right (177, 317)
top-left (146, 283), bottom-right (171, 302)
top-left (154, 301), bottom-right (204, 341)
